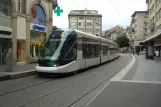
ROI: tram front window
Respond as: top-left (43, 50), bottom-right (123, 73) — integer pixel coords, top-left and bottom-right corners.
top-left (39, 29), bottom-right (77, 65)
top-left (43, 39), bottom-right (61, 56)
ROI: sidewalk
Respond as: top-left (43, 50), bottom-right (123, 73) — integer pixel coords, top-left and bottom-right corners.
top-left (87, 54), bottom-right (161, 107)
top-left (0, 63), bottom-right (37, 81)
top-left (124, 54), bottom-right (161, 82)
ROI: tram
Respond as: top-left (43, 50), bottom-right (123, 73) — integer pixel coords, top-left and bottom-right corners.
top-left (36, 28), bottom-right (119, 75)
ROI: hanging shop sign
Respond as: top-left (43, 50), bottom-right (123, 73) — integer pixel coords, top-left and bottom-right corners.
top-left (30, 23), bottom-right (47, 32)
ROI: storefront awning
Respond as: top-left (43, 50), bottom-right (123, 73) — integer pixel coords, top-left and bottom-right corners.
top-left (141, 30), bottom-right (161, 43)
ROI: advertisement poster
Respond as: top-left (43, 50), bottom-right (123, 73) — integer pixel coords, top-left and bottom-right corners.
top-left (30, 4), bottom-right (46, 26)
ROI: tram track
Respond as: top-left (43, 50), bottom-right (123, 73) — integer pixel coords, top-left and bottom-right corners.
top-left (0, 57), bottom-right (121, 97)
top-left (69, 61), bottom-right (126, 107)
top-left (16, 56), bottom-right (131, 107)
top-left (0, 55), bottom-right (131, 107)
top-left (17, 71), bottom-right (98, 107)
top-left (0, 77), bottom-right (55, 96)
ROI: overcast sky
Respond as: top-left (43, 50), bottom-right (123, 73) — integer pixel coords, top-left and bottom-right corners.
top-left (52, 0), bottom-right (147, 31)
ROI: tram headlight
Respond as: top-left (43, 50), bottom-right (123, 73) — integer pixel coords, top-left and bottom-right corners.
top-left (53, 64), bottom-right (57, 67)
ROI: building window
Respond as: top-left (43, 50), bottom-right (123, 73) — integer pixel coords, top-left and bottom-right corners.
top-left (87, 17), bottom-right (91, 20)
top-left (79, 22), bottom-right (84, 26)
top-left (71, 17), bottom-right (76, 20)
top-left (18, 0), bottom-right (25, 13)
top-left (144, 22), bottom-right (148, 27)
top-left (71, 27), bottom-right (77, 29)
top-left (150, 5), bottom-right (154, 15)
top-left (87, 22), bottom-right (91, 26)
top-left (95, 23), bottom-right (100, 26)
top-left (87, 28), bottom-right (91, 32)
top-left (156, 11), bottom-right (160, 20)
top-left (156, 0), bottom-right (160, 7)
top-left (79, 28), bottom-right (84, 31)
top-left (87, 12), bottom-right (91, 14)
top-left (159, 9), bottom-right (161, 18)
top-left (95, 17), bottom-right (99, 21)
top-left (96, 29), bottom-right (99, 33)
top-left (71, 22), bottom-right (76, 26)
top-left (79, 17), bottom-right (83, 20)
top-left (0, 0), bottom-right (12, 16)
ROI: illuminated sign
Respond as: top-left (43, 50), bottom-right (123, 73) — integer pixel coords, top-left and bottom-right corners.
top-left (33, 25), bottom-right (46, 31)
top-left (30, 23), bottom-right (47, 32)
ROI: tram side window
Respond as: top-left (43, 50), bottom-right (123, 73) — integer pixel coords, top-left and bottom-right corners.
top-left (103, 45), bottom-right (108, 55)
top-left (82, 41), bottom-right (87, 58)
top-left (82, 39), bottom-right (100, 58)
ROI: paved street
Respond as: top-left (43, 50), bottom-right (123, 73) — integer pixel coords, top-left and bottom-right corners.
top-left (86, 54), bottom-right (161, 107)
top-left (0, 55), bottom-right (130, 107)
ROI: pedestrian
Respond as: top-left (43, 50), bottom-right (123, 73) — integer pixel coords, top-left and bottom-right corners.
top-left (155, 50), bottom-right (159, 62)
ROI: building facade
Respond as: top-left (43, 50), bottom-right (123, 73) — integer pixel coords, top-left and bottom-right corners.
top-left (142, 0), bottom-right (161, 59)
top-left (130, 11), bottom-right (148, 53)
top-left (0, 0), bottom-right (55, 67)
top-left (68, 9), bottom-right (102, 36)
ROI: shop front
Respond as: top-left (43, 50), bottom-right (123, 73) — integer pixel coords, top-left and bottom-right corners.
top-left (141, 30), bottom-right (161, 59)
top-left (30, 24), bottom-right (46, 62)
top-left (0, 0), bottom-right (12, 66)
top-left (30, 4), bottom-right (46, 62)
top-left (0, 37), bottom-right (12, 66)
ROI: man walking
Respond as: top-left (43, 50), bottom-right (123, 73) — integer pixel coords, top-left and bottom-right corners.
top-left (155, 50), bottom-right (159, 62)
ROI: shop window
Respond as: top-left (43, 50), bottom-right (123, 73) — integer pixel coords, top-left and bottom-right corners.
top-left (30, 31), bottom-right (46, 62)
top-left (17, 40), bottom-right (25, 62)
top-left (0, 0), bottom-right (11, 16)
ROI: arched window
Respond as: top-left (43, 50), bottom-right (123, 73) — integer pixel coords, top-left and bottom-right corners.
top-left (30, 4), bottom-right (46, 26)
top-left (0, 0), bottom-right (12, 16)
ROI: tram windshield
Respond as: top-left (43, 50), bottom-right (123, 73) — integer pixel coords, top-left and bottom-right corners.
top-left (39, 28), bottom-right (77, 61)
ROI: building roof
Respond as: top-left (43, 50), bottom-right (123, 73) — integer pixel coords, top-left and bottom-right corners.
top-left (68, 14), bottom-right (102, 17)
top-left (70, 10), bottom-right (98, 12)
top-left (131, 11), bottom-right (147, 17)
top-left (106, 25), bottom-right (123, 33)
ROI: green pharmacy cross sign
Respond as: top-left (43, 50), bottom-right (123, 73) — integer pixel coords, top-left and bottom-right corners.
top-left (54, 6), bottom-right (63, 16)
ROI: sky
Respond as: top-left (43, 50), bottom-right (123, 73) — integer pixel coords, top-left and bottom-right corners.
top-left (52, 0), bottom-right (147, 31)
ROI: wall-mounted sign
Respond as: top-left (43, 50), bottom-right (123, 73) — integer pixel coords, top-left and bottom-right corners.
top-left (30, 23), bottom-right (47, 32)
top-left (33, 25), bottom-right (46, 31)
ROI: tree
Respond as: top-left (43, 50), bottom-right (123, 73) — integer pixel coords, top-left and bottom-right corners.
top-left (115, 33), bottom-right (130, 48)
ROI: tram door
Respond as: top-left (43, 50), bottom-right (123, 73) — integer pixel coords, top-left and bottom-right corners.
top-left (0, 38), bottom-right (11, 66)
